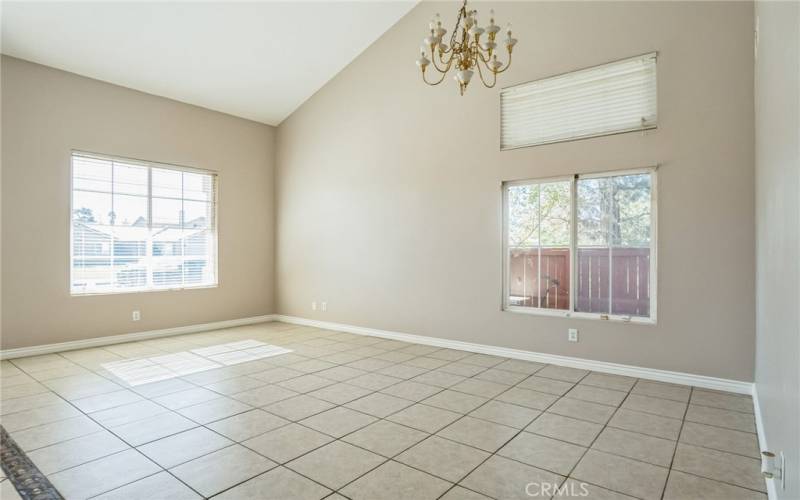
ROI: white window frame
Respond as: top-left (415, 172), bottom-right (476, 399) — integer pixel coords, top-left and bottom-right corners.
top-left (502, 166), bottom-right (657, 324)
top-left (69, 150), bottom-right (219, 296)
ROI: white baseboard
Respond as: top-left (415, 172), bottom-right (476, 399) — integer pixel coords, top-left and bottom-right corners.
top-left (275, 314), bottom-right (754, 395)
top-left (0, 314), bottom-right (276, 360)
top-left (752, 385), bottom-right (778, 500)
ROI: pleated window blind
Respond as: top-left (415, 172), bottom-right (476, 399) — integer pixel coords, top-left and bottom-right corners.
top-left (71, 152), bottom-right (218, 295)
top-left (501, 53), bottom-right (657, 150)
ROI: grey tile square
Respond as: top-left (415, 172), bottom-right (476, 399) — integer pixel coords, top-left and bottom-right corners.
top-left (460, 354), bottom-right (506, 368)
top-left (49, 449), bottom-right (160, 499)
top-left (170, 444), bottom-right (276, 497)
top-left (377, 364), bottom-right (428, 380)
top-left (536, 365), bottom-right (589, 382)
top-left (316, 365), bottom-right (366, 382)
top-left (412, 370), bottom-right (467, 388)
top-left (690, 390), bottom-right (753, 413)
top-left (290, 359), bottom-right (337, 373)
top-left (427, 349), bottom-right (472, 362)
top-left (517, 376), bottom-right (575, 395)
top-left (607, 408), bottom-right (682, 440)
top-left (663, 470), bottom-right (767, 500)
top-left (203, 376), bottom-right (267, 396)
top-left (399, 344), bottom-right (441, 356)
top-left (439, 486), bottom-right (492, 500)
top-left (177, 396), bottom-right (252, 424)
top-left (341, 460), bottom-right (451, 500)
top-left (0, 401), bottom-right (82, 432)
top-left (496, 387), bottom-right (559, 410)
top-left (153, 387), bottom-right (222, 410)
top-left (565, 384), bottom-right (627, 407)
top-left (679, 422), bottom-right (760, 457)
top-left (300, 406), bottom-right (377, 437)
top-left (620, 394), bottom-right (687, 419)
top-left (207, 409), bottom-right (290, 442)
top-left (232, 384), bottom-right (298, 407)
top-left (215, 466), bottom-right (332, 500)
top-left (438, 363), bottom-right (487, 377)
top-left (387, 404), bottom-right (462, 433)
top-left (26, 431), bottom-right (128, 475)
top-left (262, 394), bottom-right (335, 421)
top-left (572, 450), bottom-right (669, 500)
top-left (243, 423), bottom-right (332, 463)
top-left (547, 397), bottom-right (616, 424)
top-left (287, 440), bottom-right (385, 489)
top-left (278, 374), bottom-right (336, 393)
top-left (498, 432), bottom-right (586, 475)
top-left (685, 404), bottom-right (756, 433)
top-left (672, 443), bottom-right (765, 492)
top-left (12, 415), bottom-right (102, 451)
top-left (93, 471), bottom-right (201, 500)
top-left (525, 412), bottom-right (603, 446)
top-left (110, 411), bottom-right (197, 446)
top-left (343, 420), bottom-right (428, 457)
top-left (396, 436), bottom-right (489, 482)
top-left (347, 373), bottom-right (403, 391)
top-left (138, 427), bottom-right (233, 468)
top-left (493, 359), bottom-right (546, 375)
top-left (556, 479), bottom-right (638, 499)
top-left (71, 390), bottom-right (144, 413)
top-left (374, 351), bottom-right (416, 363)
top-left (91, 400), bottom-right (168, 427)
top-left (450, 378), bottom-right (509, 398)
top-left (345, 392), bottom-right (414, 418)
top-left (132, 378), bottom-right (196, 398)
top-left (405, 356), bottom-right (450, 370)
top-left (422, 390), bottom-right (488, 413)
top-left (632, 380), bottom-right (691, 402)
top-left (437, 416), bottom-right (517, 452)
top-left (461, 455), bottom-right (564, 500)
top-left (381, 380), bottom-right (441, 401)
top-left (249, 367), bottom-right (305, 383)
top-left (580, 373), bottom-right (637, 392)
top-left (346, 358), bottom-right (394, 372)
top-left (592, 427), bottom-right (676, 467)
top-left (308, 382), bottom-right (373, 405)
top-left (469, 400), bottom-right (540, 429)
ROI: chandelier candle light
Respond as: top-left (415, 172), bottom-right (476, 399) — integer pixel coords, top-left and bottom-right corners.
top-left (416, 0), bottom-right (517, 95)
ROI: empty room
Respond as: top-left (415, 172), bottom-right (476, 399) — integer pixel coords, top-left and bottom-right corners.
top-left (0, 1), bottom-right (798, 499)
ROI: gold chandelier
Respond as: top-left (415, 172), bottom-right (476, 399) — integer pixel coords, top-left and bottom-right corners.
top-left (416, 0), bottom-right (517, 95)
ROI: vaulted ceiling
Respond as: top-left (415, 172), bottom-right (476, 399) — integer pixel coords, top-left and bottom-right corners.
top-left (1, 1), bottom-right (417, 125)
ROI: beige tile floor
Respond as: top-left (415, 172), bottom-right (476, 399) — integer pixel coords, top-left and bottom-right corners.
top-left (0, 322), bottom-right (766, 500)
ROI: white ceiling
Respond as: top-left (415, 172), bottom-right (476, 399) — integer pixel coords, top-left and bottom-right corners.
top-left (1, 1), bottom-right (416, 125)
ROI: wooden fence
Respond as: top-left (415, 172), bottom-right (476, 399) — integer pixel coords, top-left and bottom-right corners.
top-left (509, 247), bottom-right (650, 316)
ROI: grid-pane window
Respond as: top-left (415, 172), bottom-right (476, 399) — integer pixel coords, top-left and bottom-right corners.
top-left (71, 152), bottom-right (217, 295)
top-left (504, 169), bottom-right (655, 321)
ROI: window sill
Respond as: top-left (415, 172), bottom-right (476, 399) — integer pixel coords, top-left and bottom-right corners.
top-left (71, 284), bottom-right (218, 297)
top-left (504, 305), bottom-right (656, 325)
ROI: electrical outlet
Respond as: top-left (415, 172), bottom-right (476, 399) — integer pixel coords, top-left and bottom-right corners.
top-left (132, 310), bottom-right (141, 321)
top-left (312, 301), bottom-right (317, 311)
top-left (321, 302), bottom-right (327, 312)
top-left (568, 328), bottom-right (578, 342)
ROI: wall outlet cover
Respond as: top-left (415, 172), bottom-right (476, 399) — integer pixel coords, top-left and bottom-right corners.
top-left (568, 328), bottom-right (579, 342)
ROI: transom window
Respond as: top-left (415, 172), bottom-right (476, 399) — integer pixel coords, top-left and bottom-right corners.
top-left (70, 152), bottom-right (218, 295)
top-left (503, 168), bottom-right (656, 322)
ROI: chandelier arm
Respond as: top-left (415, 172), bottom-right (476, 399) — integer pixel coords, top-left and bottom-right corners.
top-left (422, 68), bottom-right (449, 86)
top-left (476, 59), bottom-right (497, 88)
top-left (494, 51), bottom-right (513, 74)
top-left (431, 50), bottom-right (452, 73)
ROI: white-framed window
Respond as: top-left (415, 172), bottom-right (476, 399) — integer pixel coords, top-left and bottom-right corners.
top-left (70, 151), bottom-right (218, 295)
top-left (502, 167), bottom-right (657, 323)
top-left (501, 52), bottom-right (657, 150)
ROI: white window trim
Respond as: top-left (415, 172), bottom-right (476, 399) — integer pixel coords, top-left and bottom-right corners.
top-left (501, 166), bottom-right (658, 324)
top-left (69, 150), bottom-right (220, 296)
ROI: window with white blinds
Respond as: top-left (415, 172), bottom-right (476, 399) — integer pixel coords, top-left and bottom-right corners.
top-left (71, 152), bottom-right (218, 295)
top-left (501, 53), bottom-right (657, 149)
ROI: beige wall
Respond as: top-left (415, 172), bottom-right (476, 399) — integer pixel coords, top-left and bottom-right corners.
top-left (276, 1), bottom-right (756, 381)
top-left (754, 1), bottom-right (799, 497)
top-left (1, 56), bottom-right (276, 349)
